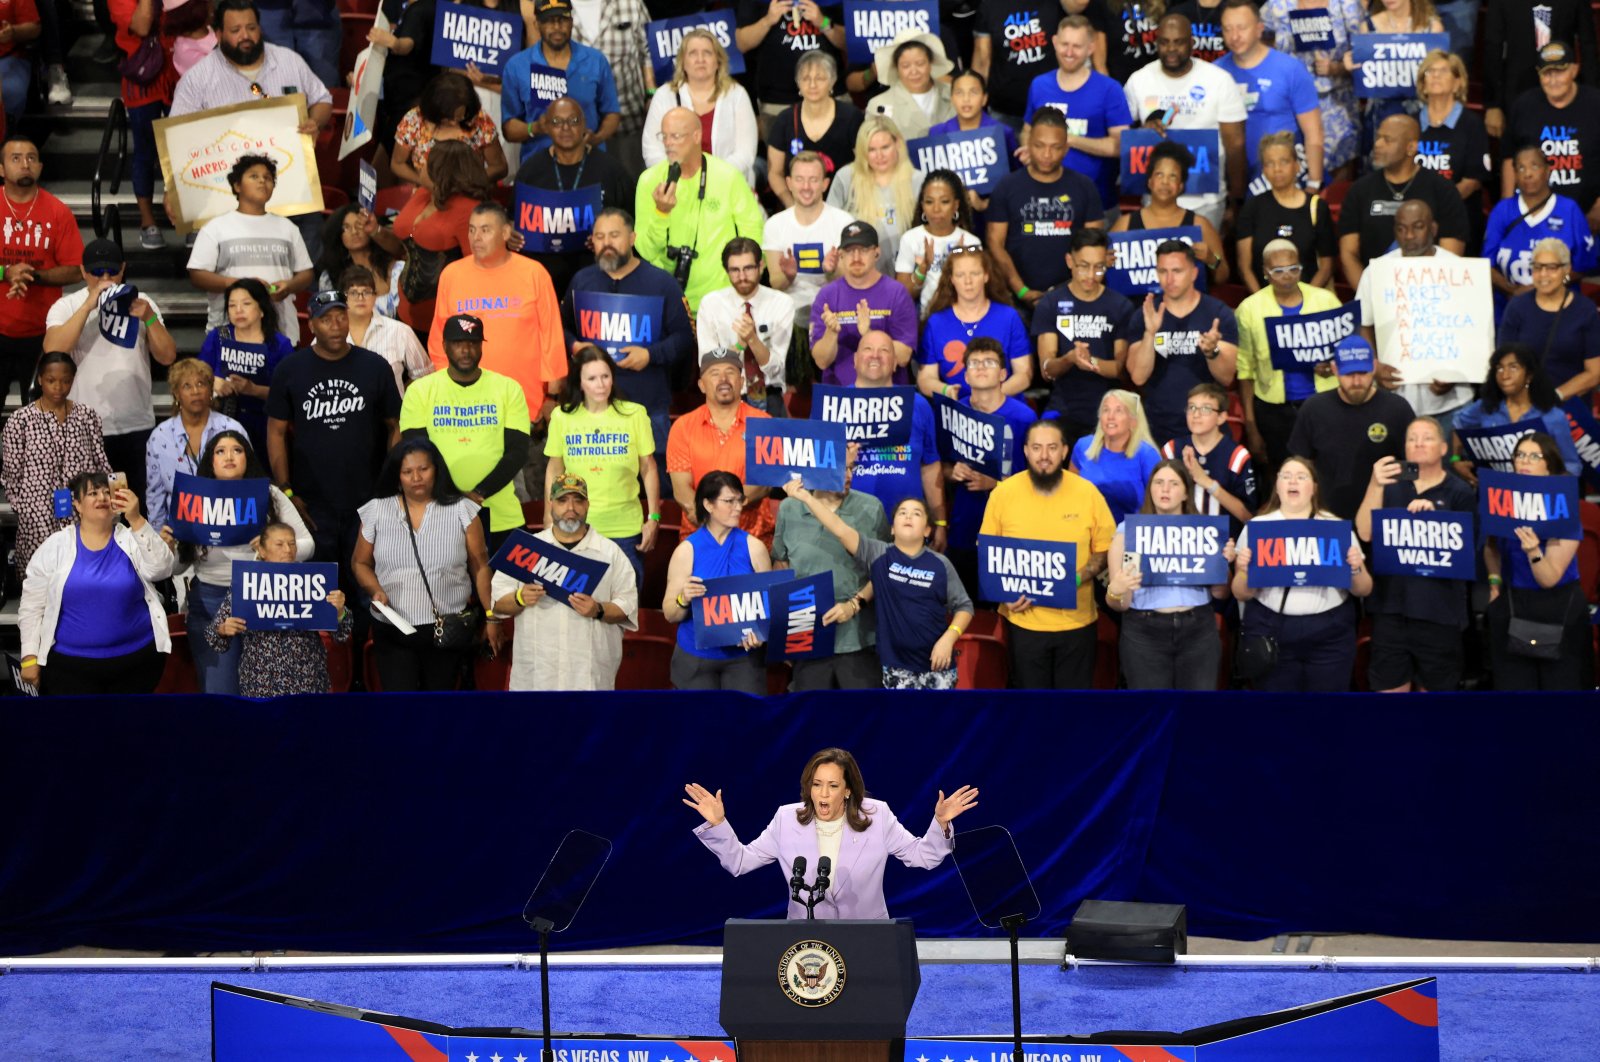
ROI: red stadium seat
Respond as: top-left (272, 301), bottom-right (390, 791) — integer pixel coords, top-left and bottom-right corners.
top-left (1577, 500), bottom-right (1600, 606)
top-left (155, 615), bottom-right (199, 694)
top-left (1094, 612), bottom-right (1119, 689)
top-left (640, 525), bottom-right (679, 611)
top-left (1214, 611), bottom-right (1233, 691)
top-left (1353, 614), bottom-right (1374, 692)
top-left (955, 609), bottom-right (1008, 689)
top-left (766, 661), bottom-right (791, 694)
top-left (321, 184), bottom-right (351, 212)
top-left (476, 631), bottom-right (512, 692)
top-left (373, 185), bottom-right (415, 218)
top-left (1322, 179), bottom-right (1352, 227)
top-left (340, 13), bottom-right (376, 82)
top-left (618, 609), bottom-right (676, 690)
top-left (521, 499), bottom-right (545, 528)
top-left (322, 632), bottom-right (351, 693)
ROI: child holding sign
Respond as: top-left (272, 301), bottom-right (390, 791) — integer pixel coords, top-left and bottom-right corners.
top-left (206, 523), bottom-right (351, 698)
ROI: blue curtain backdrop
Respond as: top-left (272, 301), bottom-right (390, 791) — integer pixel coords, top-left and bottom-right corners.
top-left (1, 690), bottom-right (1596, 955)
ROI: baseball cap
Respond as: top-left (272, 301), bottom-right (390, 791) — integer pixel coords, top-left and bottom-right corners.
top-left (550, 473), bottom-right (589, 500)
top-left (1334, 335), bottom-right (1375, 375)
top-left (839, 221), bottom-right (879, 249)
top-left (1536, 41), bottom-right (1574, 70)
top-left (534, 0), bottom-right (572, 19)
top-left (308, 290), bottom-right (347, 318)
top-left (699, 348), bottom-right (743, 374)
top-left (82, 238), bottom-right (124, 276)
top-left (443, 313), bottom-right (486, 343)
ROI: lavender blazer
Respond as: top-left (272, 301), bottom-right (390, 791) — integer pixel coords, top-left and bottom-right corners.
top-left (694, 800), bottom-right (953, 920)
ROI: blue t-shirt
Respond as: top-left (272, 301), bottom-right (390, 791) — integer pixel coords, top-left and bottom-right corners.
top-left (1071, 437), bottom-right (1162, 526)
top-left (502, 41), bottom-right (620, 161)
top-left (1482, 194), bottom-right (1598, 318)
top-left (1452, 398), bottom-right (1583, 471)
top-left (677, 525), bottom-right (756, 660)
top-left (1273, 302), bottom-right (1317, 403)
top-left (1498, 290), bottom-right (1600, 390)
top-left (854, 537), bottom-right (973, 672)
top-left (851, 392), bottom-right (939, 512)
top-left (916, 301), bottom-right (1032, 398)
top-left (949, 396), bottom-right (1037, 550)
top-left (1214, 48), bottom-right (1319, 178)
top-left (1022, 70), bottom-right (1133, 206)
top-left (54, 532), bottom-right (154, 658)
top-left (988, 165), bottom-right (1105, 293)
top-left (197, 326), bottom-right (296, 455)
top-left (1144, 292), bottom-right (1239, 447)
top-left (1502, 534), bottom-right (1580, 590)
top-left (1030, 282), bottom-right (1143, 423)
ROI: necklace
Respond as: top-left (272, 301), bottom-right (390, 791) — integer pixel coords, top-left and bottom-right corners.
top-left (3, 190), bottom-right (37, 225)
top-left (815, 818), bottom-right (844, 836)
top-left (1384, 169), bottom-right (1418, 201)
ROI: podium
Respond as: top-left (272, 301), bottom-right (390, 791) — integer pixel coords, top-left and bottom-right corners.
top-left (720, 918), bottom-right (920, 1062)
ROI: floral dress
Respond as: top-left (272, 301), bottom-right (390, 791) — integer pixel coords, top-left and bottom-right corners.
top-left (1264, 0), bottom-right (1368, 171)
top-left (205, 592), bottom-right (352, 697)
top-left (0, 403), bottom-right (111, 575)
top-left (393, 109), bottom-right (501, 171)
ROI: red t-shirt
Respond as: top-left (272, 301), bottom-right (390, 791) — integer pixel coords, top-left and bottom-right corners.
top-left (391, 189), bottom-right (476, 334)
top-left (107, 0), bottom-right (179, 108)
top-left (0, 0), bottom-right (40, 60)
top-left (0, 189), bottom-right (84, 338)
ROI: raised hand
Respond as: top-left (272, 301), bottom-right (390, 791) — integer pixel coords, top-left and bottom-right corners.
top-left (854, 297), bottom-right (873, 333)
top-left (779, 248), bottom-right (798, 281)
top-left (682, 782), bottom-right (726, 826)
top-left (1141, 292), bottom-right (1163, 335)
top-left (933, 785), bottom-right (979, 827)
top-left (821, 302), bottom-right (842, 335)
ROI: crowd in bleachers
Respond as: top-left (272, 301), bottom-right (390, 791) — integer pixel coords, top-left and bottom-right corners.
top-left (0, 0), bottom-right (1597, 696)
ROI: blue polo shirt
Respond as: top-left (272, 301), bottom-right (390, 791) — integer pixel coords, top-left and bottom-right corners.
top-left (502, 41), bottom-right (620, 161)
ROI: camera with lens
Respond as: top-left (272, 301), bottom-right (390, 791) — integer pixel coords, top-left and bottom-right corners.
top-left (666, 245), bottom-right (698, 288)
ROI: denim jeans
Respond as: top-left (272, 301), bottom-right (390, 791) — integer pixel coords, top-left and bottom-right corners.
top-left (187, 580), bottom-right (241, 695)
top-left (127, 100), bottom-right (167, 201)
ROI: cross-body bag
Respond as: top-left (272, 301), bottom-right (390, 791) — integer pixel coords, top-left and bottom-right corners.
top-left (398, 237), bottom-right (460, 303)
top-left (1505, 582), bottom-right (1578, 661)
top-left (1236, 587), bottom-right (1295, 683)
top-left (118, 10), bottom-right (166, 86)
top-left (400, 497), bottom-right (481, 649)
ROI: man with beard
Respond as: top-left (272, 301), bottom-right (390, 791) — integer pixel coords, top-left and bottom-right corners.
top-left (502, 0), bottom-right (621, 164)
top-left (665, 349), bottom-right (774, 541)
top-left (515, 98), bottom-right (634, 298)
top-left (695, 237), bottom-right (794, 417)
top-left (978, 417), bottom-right (1114, 689)
top-left (562, 207), bottom-right (695, 480)
top-left (170, 0), bottom-right (332, 133)
top-left (489, 474), bottom-right (640, 691)
top-left (0, 138), bottom-right (84, 408)
top-left (400, 314), bottom-right (531, 553)
top-left (1287, 335), bottom-right (1413, 520)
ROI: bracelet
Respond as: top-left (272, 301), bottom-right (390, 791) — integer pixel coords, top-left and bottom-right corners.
top-left (647, 511), bottom-right (661, 522)
top-left (1075, 572), bottom-right (1082, 588)
top-left (1448, 454), bottom-right (1462, 463)
top-left (1015, 286), bottom-right (1031, 298)
top-left (1351, 566), bottom-right (1364, 576)
top-left (1106, 590), bottom-right (1122, 604)
top-left (1530, 553), bottom-right (1544, 564)
top-left (821, 14), bottom-right (831, 28)
top-left (1554, 388), bottom-right (1564, 402)
top-left (1205, 481), bottom-right (1219, 496)
top-left (145, 314), bottom-right (161, 328)
top-left (933, 518), bottom-right (948, 527)
top-left (675, 592), bottom-right (688, 608)
top-left (946, 624), bottom-right (963, 637)
top-left (942, 384), bottom-right (956, 398)
top-left (515, 587), bottom-right (527, 607)
top-left (280, 487), bottom-right (294, 498)
top-left (914, 267), bottom-right (927, 282)
top-left (19, 655), bottom-right (36, 667)
top-left (1488, 575), bottom-right (1503, 586)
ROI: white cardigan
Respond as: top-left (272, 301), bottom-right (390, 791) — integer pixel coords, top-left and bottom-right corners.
top-left (20, 521), bottom-right (176, 663)
top-left (640, 82), bottom-right (759, 186)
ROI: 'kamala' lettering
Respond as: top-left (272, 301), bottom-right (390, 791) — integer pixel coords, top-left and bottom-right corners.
top-left (1485, 487), bottom-right (1569, 522)
top-left (754, 435), bottom-right (838, 467)
top-left (503, 543), bottom-right (590, 593)
top-left (175, 492), bottom-right (258, 526)
top-left (703, 591), bottom-right (767, 626)
top-left (1255, 536), bottom-right (1343, 566)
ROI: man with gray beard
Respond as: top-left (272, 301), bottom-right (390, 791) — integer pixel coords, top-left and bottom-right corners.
top-left (562, 207), bottom-right (695, 480)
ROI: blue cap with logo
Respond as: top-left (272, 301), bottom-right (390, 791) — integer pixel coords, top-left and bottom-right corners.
top-left (1334, 334), bottom-right (1375, 375)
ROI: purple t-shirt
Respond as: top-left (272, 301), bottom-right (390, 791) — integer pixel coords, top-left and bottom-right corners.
top-left (808, 273), bottom-right (918, 386)
top-left (54, 532), bottom-right (154, 658)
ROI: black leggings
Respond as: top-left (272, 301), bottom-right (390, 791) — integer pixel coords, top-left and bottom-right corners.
top-left (42, 642), bottom-right (166, 696)
top-left (371, 620), bottom-right (469, 692)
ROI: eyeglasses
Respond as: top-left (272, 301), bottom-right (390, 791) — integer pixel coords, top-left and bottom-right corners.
top-left (1266, 264), bottom-right (1303, 277)
top-left (1513, 451), bottom-right (1548, 462)
top-left (88, 267), bottom-right (120, 278)
top-left (714, 495), bottom-right (746, 508)
top-left (1530, 261), bottom-right (1565, 272)
top-left (966, 358), bottom-right (1003, 369)
top-left (548, 116), bottom-right (583, 129)
top-left (947, 245), bottom-right (985, 256)
top-left (1494, 362), bottom-right (1526, 374)
top-left (344, 287), bottom-right (376, 299)
top-left (1185, 404), bottom-right (1222, 415)
top-left (658, 130), bottom-right (695, 144)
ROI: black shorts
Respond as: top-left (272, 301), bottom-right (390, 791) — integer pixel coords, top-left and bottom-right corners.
top-left (1366, 613), bottom-right (1465, 692)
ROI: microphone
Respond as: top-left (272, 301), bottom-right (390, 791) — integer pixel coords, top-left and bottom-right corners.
top-left (666, 160), bottom-right (682, 188)
top-left (789, 855), bottom-right (807, 893)
top-left (813, 856), bottom-right (831, 899)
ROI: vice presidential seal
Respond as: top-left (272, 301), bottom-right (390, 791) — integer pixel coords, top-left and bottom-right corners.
top-left (779, 939), bottom-right (846, 1007)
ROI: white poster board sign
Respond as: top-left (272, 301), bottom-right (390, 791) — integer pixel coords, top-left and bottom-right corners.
top-left (154, 95), bottom-right (324, 234)
top-left (341, 9), bottom-right (390, 160)
top-left (1370, 255), bottom-right (1494, 384)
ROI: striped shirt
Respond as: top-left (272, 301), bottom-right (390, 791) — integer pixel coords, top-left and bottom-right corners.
top-left (350, 313), bottom-right (435, 397)
top-left (357, 495), bottom-right (479, 629)
top-left (170, 42), bottom-right (333, 117)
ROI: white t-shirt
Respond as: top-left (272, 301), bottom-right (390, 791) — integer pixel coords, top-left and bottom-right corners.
top-left (46, 287), bottom-right (165, 436)
top-left (186, 209), bottom-right (312, 343)
top-left (1356, 246), bottom-right (1474, 416)
top-left (1123, 59), bottom-right (1247, 227)
top-left (570, 0), bottom-right (603, 41)
top-left (762, 203), bottom-right (858, 314)
top-left (893, 225), bottom-right (982, 317)
top-left (1236, 510), bottom-right (1357, 615)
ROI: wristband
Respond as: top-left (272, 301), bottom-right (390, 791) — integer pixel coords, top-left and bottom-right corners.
top-left (515, 587), bottom-right (527, 607)
top-left (1487, 575), bottom-right (1503, 586)
top-left (19, 655), bottom-right (36, 667)
top-left (1554, 388), bottom-right (1564, 402)
top-left (267, 283), bottom-right (279, 294)
top-left (1015, 286), bottom-right (1031, 298)
top-left (145, 315), bottom-right (161, 328)
top-left (821, 15), bottom-right (831, 28)
top-left (280, 487), bottom-right (294, 498)
top-left (932, 519), bottom-right (948, 527)
top-left (1106, 590), bottom-right (1122, 604)
top-left (946, 624), bottom-right (963, 637)
top-left (1530, 553), bottom-right (1544, 564)
top-left (1448, 454), bottom-right (1462, 463)
top-left (675, 592), bottom-right (688, 608)
top-left (0, 265), bottom-right (5, 280)
top-left (647, 511), bottom-right (661, 522)
top-left (914, 267), bottom-right (926, 282)
top-left (1074, 572), bottom-right (1082, 588)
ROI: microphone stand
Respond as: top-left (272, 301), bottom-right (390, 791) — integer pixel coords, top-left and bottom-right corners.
top-left (796, 867), bottom-right (831, 920)
top-left (530, 915), bottom-right (555, 1062)
top-left (1001, 913), bottom-right (1026, 1062)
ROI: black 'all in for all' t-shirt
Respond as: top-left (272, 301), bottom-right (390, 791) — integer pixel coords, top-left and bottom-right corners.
top-left (737, 0), bottom-right (845, 107)
top-left (1167, 0), bottom-right (1227, 63)
top-left (1504, 85), bottom-right (1600, 212)
top-left (267, 345), bottom-right (403, 513)
top-left (974, 0), bottom-right (1067, 117)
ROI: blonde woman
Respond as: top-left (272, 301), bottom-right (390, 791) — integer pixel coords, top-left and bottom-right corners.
top-left (1414, 50), bottom-right (1489, 209)
top-left (827, 116), bottom-right (923, 273)
top-left (1069, 390), bottom-right (1162, 525)
top-left (640, 28), bottom-right (759, 186)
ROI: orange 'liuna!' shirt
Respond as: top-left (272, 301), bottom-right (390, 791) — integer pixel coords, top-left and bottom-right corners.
top-left (428, 253), bottom-right (568, 415)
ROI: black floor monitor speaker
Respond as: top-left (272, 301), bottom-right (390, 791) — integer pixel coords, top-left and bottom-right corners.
top-left (1065, 900), bottom-right (1187, 964)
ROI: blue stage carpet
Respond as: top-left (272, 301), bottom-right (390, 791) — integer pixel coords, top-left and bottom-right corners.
top-left (3, 962), bottom-right (1596, 1060)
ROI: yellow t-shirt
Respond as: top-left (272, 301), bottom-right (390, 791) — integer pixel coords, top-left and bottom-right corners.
top-left (544, 401), bottom-right (656, 539)
top-left (399, 368), bottom-right (531, 532)
top-left (978, 470), bottom-right (1115, 631)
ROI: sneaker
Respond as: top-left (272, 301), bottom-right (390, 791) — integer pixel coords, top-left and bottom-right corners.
top-left (46, 65), bottom-right (71, 107)
top-left (140, 225), bottom-right (164, 250)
